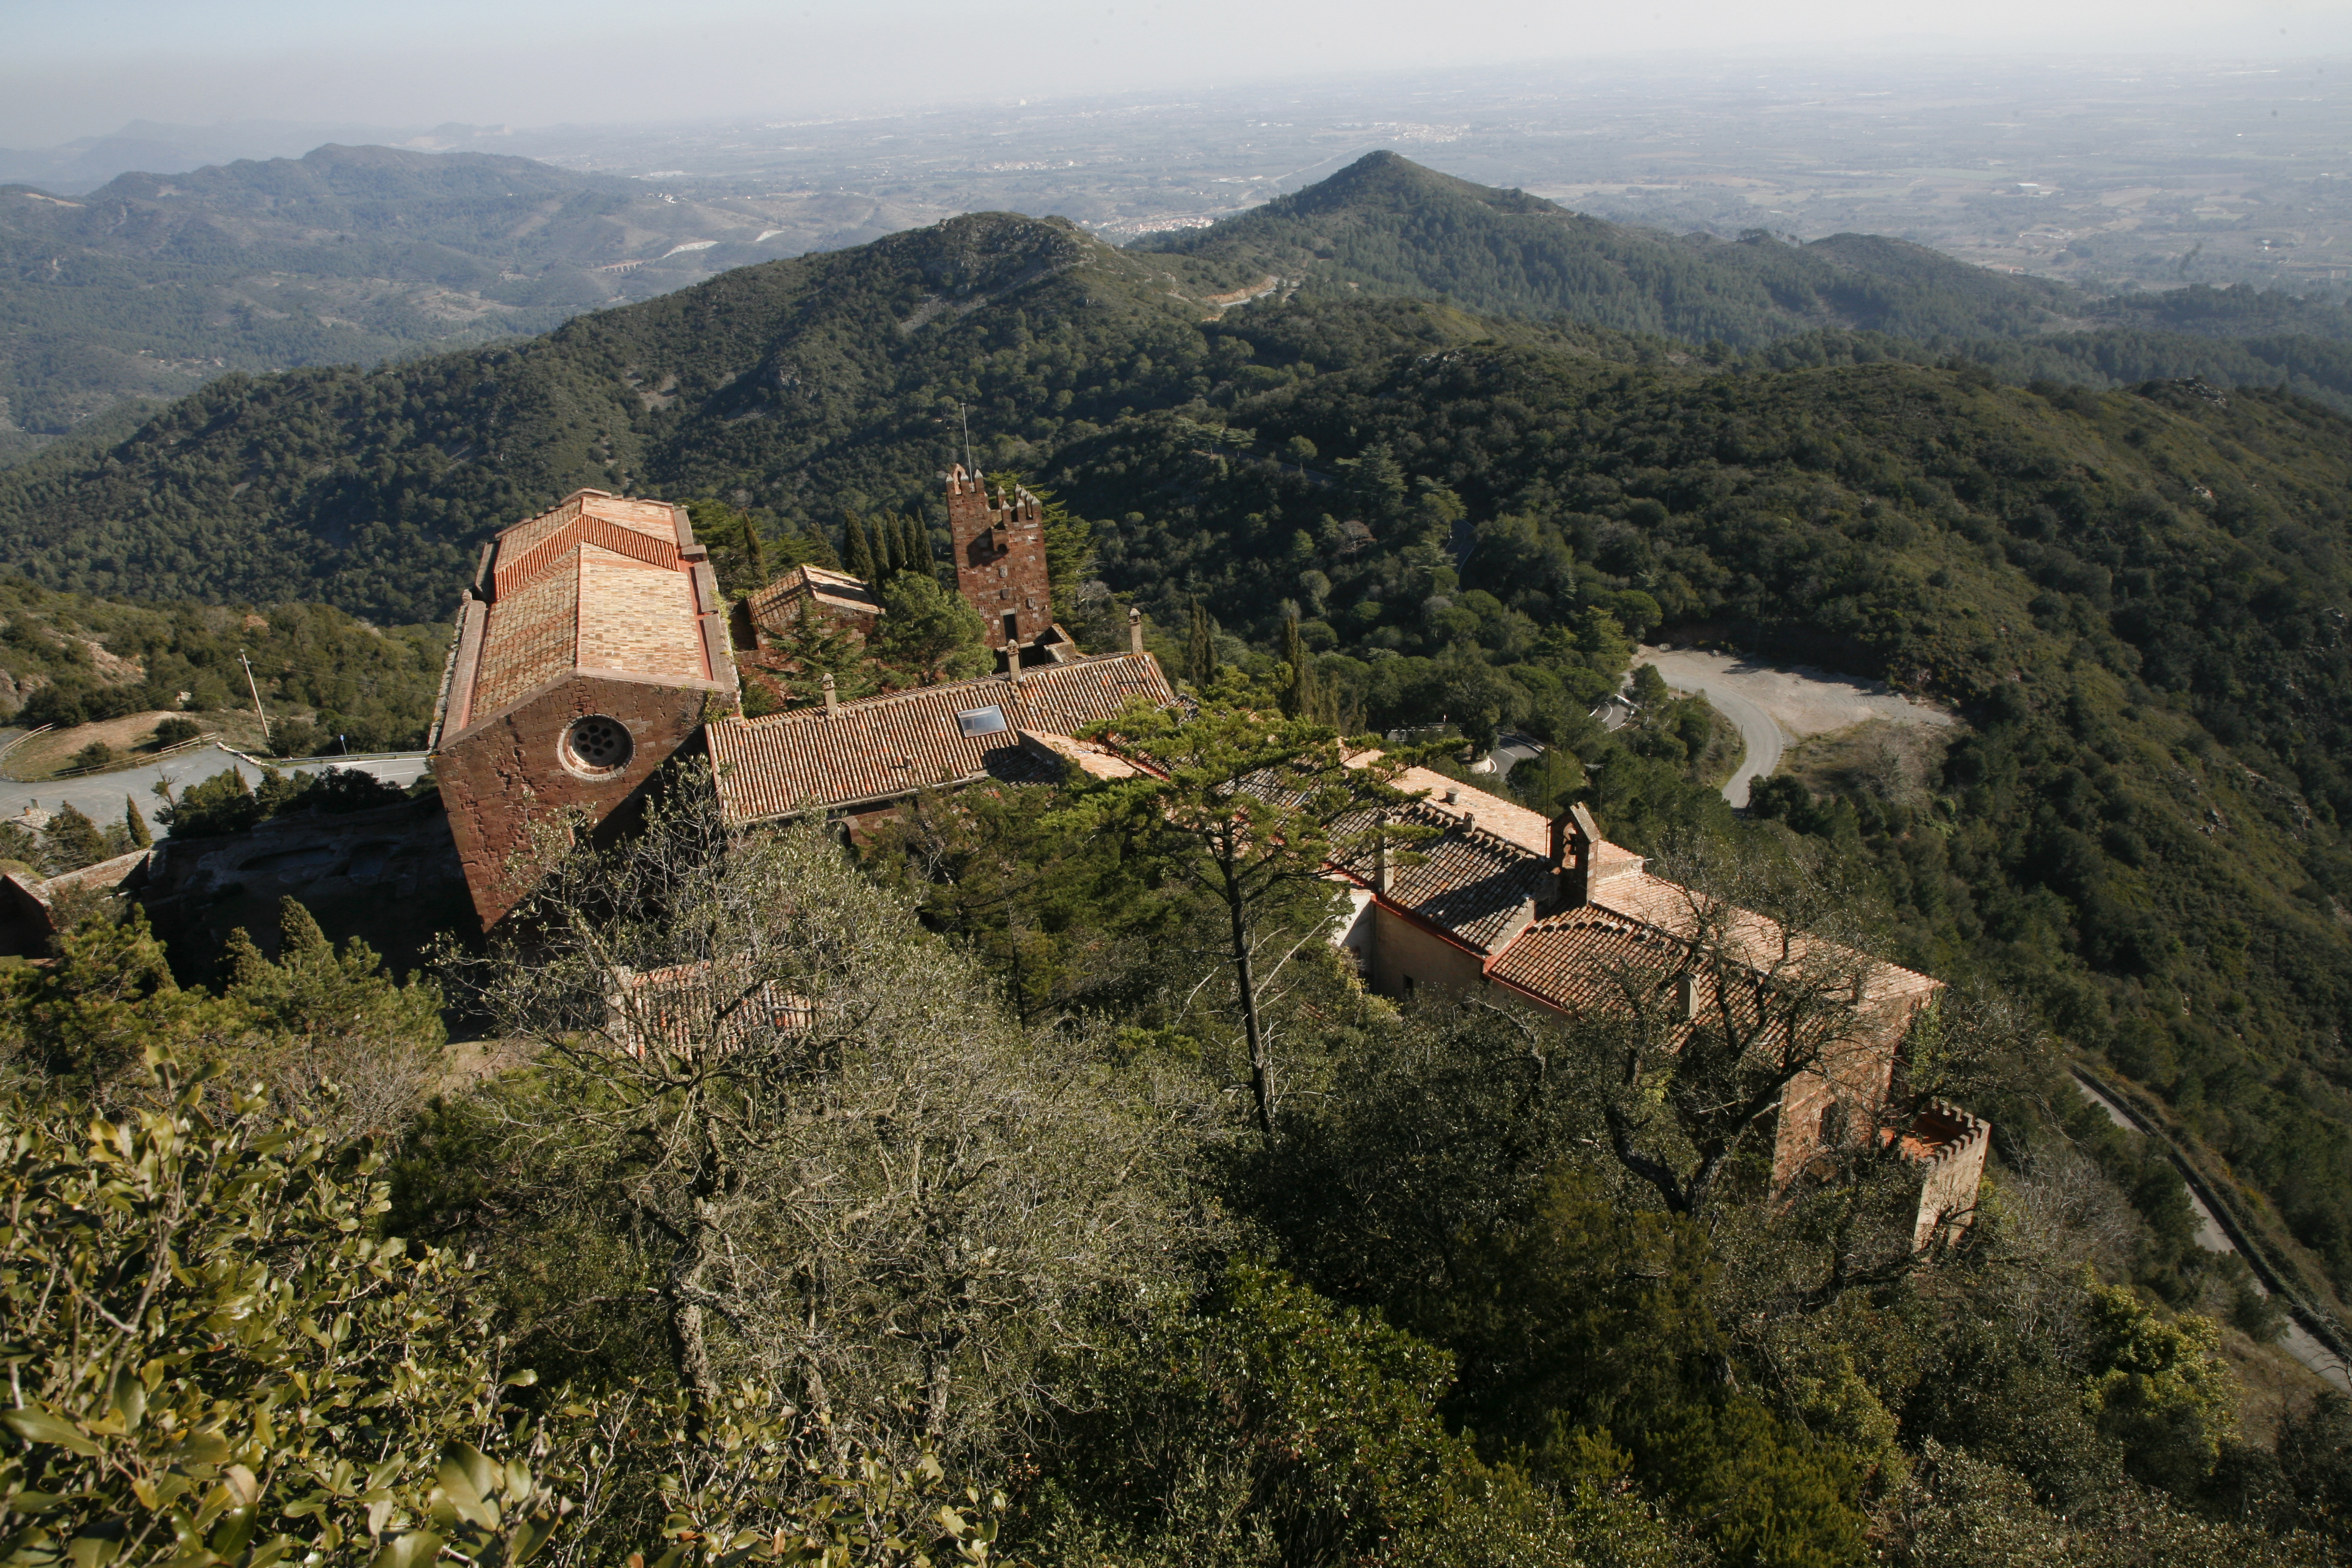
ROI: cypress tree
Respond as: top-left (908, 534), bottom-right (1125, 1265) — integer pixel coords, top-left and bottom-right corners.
top-left (1186, 600), bottom-right (1216, 689)
top-left (899, 514), bottom-right (930, 577)
top-left (1282, 614), bottom-right (1319, 719)
top-left (845, 514), bottom-right (878, 582)
top-left (742, 513), bottom-right (769, 586)
top-left (123, 795), bottom-right (151, 850)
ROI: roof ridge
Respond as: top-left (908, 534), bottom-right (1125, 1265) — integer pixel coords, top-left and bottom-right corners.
top-left (724, 652), bottom-right (1161, 732)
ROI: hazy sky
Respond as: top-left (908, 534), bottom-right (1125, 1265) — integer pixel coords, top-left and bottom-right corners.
top-left (1, 0), bottom-right (2344, 145)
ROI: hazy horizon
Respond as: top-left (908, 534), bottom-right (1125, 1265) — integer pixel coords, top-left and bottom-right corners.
top-left (2, 0), bottom-right (2344, 150)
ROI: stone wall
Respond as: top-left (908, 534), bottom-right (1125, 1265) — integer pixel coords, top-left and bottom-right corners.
top-left (435, 672), bottom-right (722, 929)
top-left (947, 468), bottom-right (1054, 648)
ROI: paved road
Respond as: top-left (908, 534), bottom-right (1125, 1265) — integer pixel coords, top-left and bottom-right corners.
top-left (1632, 670), bottom-right (1780, 808)
top-left (1689, 681), bottom-right (1780, 809)
top-left (2074, 1073), bottom-right (2350, 1392)
top-left (0, 741), bottom-right (432, 838)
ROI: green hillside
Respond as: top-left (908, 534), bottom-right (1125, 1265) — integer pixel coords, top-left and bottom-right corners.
top-left (1150, 151), bottom-right (2076, 346)
top-left (0, 209), bottom-right (1287, 619)
top-left (9, 166), bottom-right (2352, 1299)
top-left (1149, 153), bottom-right (2352, 411)
top-left (1049, 336), bottom-right (2352, 1290)
top-left (0, 143), bottom-right (902, 460)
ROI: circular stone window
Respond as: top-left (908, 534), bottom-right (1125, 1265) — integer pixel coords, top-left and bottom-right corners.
top-left (562, 715), bottom-right (633, 778)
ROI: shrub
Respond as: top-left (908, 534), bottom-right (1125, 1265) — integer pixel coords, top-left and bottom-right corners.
top-left (16, 684), bottom-right (86, 730)
top-left (150, 715), bottom-right (201, 748)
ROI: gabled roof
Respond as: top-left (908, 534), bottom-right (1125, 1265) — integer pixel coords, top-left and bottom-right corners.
top-left (435, 490), bottom-right (732, 743)
top-left (707, 652), bottom-right (1176, 822)
top-left (747, 564), bottom-right (884, 634)
top-left (1331, 799), bottom-right (1555, 954)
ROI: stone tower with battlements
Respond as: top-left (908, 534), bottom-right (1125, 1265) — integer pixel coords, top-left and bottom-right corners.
top-left (946, 466), bottom-right (1055, 653)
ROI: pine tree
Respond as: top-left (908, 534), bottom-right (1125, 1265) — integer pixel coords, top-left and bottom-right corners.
top-left (845, 514), bottom-right (879, 582)
top-left (122, 795), bottom-right (151, 850)
top-left (40, 804), bottom-right (109, 874)
top-left (768, 599), bottom-right (879, 707)
top-left (1186, 600), bottom-right (1216, 690)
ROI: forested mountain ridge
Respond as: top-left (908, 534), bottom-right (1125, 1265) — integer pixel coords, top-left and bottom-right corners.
top-left (0, 208), bottom-right (1443, 620)
top-left (0, 143), bottom-right (917, 460)
top-left (1149, 150), bottom-right (2078, 346)
top-left (12, 167), bottom-right (2352, 1304)
top-left (1147, 152), bottom-right (2352, 411)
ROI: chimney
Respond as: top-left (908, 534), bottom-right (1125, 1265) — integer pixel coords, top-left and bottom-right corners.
top-left (1128, 605), bottom-right (1144, 655)
top-left (1674, 974), bottom-right (1698, 1022)
top-left (822, 671), bottom-right (838, 718)
top-left (1550, 802), bottom-right (1600, 908)
top-left (1372, 814), bottom-right (1392, 895)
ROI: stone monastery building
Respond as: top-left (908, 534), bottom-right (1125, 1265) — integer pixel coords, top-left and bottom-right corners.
top-left (430, 473), bottom-right (1988, 1244)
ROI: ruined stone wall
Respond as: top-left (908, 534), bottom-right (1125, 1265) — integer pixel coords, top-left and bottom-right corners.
top-left (1910, 1105), bottom-right (1993, 1249)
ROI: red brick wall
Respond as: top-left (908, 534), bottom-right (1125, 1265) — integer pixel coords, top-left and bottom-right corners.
top-left (947, 469), bottom-right (1053, 645)
top-left (437, 672), bottom-right (721, 929)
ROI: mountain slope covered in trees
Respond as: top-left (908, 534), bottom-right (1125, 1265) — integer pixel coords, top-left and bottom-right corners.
top-left (8, 163), bottom-right (2352, 1307)
top-left (0, 143), bottom-right (914, 459)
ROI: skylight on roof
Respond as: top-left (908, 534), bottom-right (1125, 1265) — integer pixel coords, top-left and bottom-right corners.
top-left (956, 704), bottom-right (1010, 738)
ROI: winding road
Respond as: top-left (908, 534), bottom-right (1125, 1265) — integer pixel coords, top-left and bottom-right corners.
top-left (1681, 677), bottom-right (1783, 808)
top-left (2073, 1072), bottom-right (2350, 1393)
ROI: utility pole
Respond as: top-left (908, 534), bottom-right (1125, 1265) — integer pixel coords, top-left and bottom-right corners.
top-left (237, 649), bottom-right (270, 744)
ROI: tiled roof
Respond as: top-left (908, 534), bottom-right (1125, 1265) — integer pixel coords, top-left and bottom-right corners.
top-left (608, 958), bottom-right (813, 1057)
top-left (443, 491), bottom-right (727, 739)
top-left (1332, 801), bottom-right (1556, 954)
top-left (1585, 868), bottom-right (1939, 1006)
top-left (1324, 748), bottom-right (1937, 1017)
top-left (469, 551), bottom-right (582, 718)
top-left (1386, 767), bottom-right (1553, 855)
top-left (1489, 906), bottom-right (1680, 1007)
top-left (493, 493), bottom-right (683, 599)
top-left (747, 565), bottom-right (883, 634)
top-left (708, 652), bottom-right (1175, 821)
top-left (577, 547), bottom-right (707, 680)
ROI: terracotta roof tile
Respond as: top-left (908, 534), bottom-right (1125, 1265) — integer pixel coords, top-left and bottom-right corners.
top-left (493, 492), bottom-right (683, 598)
top-left (747, 565), bottom-right (883, 634)
top-left (1332, 801), bottom-right (1555, 954)
top-left (470, 554), bottom-right (581, 717)
top-left (576, 547), bottom-right (709, 681)
top-left (1387, 767), bottom-right (1553, 854)
top-left (1488, 906), bottom-right (1677, 1007)
top-left (1324, 747), bottom-right (1937, 1014)
top-left (709, 652), bottom-right (1175, 821)
top-left (451, 493), bottom-right (723, 734)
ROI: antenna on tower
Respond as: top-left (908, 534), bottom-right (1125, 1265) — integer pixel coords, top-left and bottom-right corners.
top-left (958, 401), bottom-right (976, 480)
